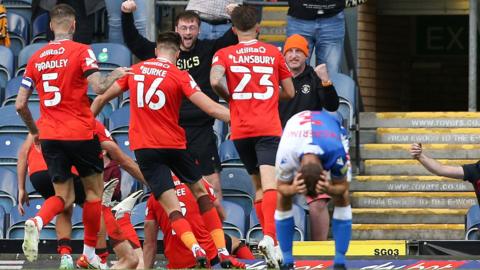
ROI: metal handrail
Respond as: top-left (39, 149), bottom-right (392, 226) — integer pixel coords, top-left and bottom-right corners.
top-left (155, 1), bottom-right (288, 6)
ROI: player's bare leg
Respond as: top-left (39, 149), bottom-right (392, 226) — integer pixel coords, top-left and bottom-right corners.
top-left (76, 173), bottom-right (103, 268)
top-left (158, 188), bottom-right (208, 267)
top-left (204, 172), bottom-right (226, 219)
top-left (189, 180), bottom-right (246, 268)
top-left (23, 179), bottom-right (74, 262)
top-left (309, 198), bottom-right (330, 241)
top-left (258, 165), bottom-right (279, 269)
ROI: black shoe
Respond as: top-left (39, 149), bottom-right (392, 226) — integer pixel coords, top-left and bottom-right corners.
top-left (280, 263), bottom-right (295, 270)
top-left (333, 263), bottom-right (347, 270)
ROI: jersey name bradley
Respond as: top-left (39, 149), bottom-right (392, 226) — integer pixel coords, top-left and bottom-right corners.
top-left (35, 59), bottom-right (68, 72)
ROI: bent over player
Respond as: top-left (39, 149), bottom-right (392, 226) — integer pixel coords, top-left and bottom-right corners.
top-left (15, 4), bottom-right (131, 267)
top-left (275, 110), bottom-right (352, 270)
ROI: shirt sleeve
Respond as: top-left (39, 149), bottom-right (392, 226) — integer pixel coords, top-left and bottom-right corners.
top-left (275, 142), bottom-right (297, 182)
top-left (212, 50), bottom-right (226, 68)
top-left (277, 51), bottom-right (292, 81)
top-left (462, 162), bottom-right (480, 183)
top-left (116, 74), bottom-right (130, 92)
top-left (329, 151), bottom-right (349, 180)
top-left (79, 46), bottom-right (99, 76)
top-left (201, 179), bottom-right (217, 202)
top-left (94, 120), bottom-right (113, 143)
top-left (180, 71), bottom-right (201, 98)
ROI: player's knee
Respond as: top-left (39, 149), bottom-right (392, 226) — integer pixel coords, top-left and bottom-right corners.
top-left (125, 249), bottom-right (139, 268)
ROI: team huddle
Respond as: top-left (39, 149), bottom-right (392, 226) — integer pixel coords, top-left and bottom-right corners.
top-left (14, 3), bottom-right (352, 270)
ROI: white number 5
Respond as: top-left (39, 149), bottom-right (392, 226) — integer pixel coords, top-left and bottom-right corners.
top-left (42, 73), bottom-right (61, 107)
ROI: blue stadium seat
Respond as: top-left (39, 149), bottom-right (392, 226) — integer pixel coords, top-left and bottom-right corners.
top-left (31, 12), bottom-right (48, 44)
top-left (15, 43), bottom-right (47, 77)
top-left (330, 73), bottom-right (356, 131)
top-left (3, 0), bottom-right (32, 25)
top-left (0, 167), bottom-right (18, 211)
top-left (88, 86), bottom-right (117, 118)
top-left (120, 168), bottom-right (142, 200)
top-left (71, 227), bottom-right (84, 240)
top-left (90, 43), bottom-right (131, 72)
top-left (0, 105), bottom-right (33, 133)
top-left (112, 133), bottom-right (135, 161)
top-left (219, 140), bottom-right (242, 165)
top-left (7, 197), bottom-right (57, 239)
top-left (7, 12), bottom-right (29, 59)
top-left (131, 201), bottom-right (146, 227)
top-left (221, 200), bottom-right (246, 239)
top-left (220, 166), bottom-right (254, 198)
top-left (466, 205), bottom-right (480, 240)
top-left (119, 91), bottom-right (130, 108)
top-left (0, 133), bottom-right (25, 165)
top-left (3, 76), bottom-right (41, 106)
top-left (246, 204), bottom-right (305, 244)
top-left (71, 204), bottom-right (83, 226)
top-left (0, 205), bottom-right (5, 238)
top-left (0, 46), bottom-right (14, 94)
top-left (109, 106), bottom-right (130, 134)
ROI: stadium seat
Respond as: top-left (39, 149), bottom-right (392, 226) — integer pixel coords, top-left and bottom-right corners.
top-left (31, 12), bottom-right (48, 44)
top-left (0, 167), bottom-right (18, 211)
top-left (220, 166), bottom-right (254, 198)
top-left (7, 197), bottom-right (57, 239)
top-left (71, 227), bottom-right (84, 240)
top-left (0, 105), bottom-right (31, 133)
top-left (3, 0), bottom-right (32, 25)
top-left (218, 140), bottom-right (242, 165)
top-left (119, 91), bottom-right (130, 108)
top-left (246, 204), bottom-right (305, 244)
top-left (15, 42), bottom-right (47, 77)
top-left (112, 133), bottom-right (135, 161)
top-left (221, 200), bottom-right (246, 239)
top-left (25, 175), bottom-right (41, 198)
top-left (330, 72), bottom-right (356, 131)
top-left (466, 205), bottom-right (480, 240)
top-left (7, 12), bottom-right (29, 59)
top-left (109, 106), bottom-right (130, 134)
top-left (0, 46), bottom-right (14, 94)
top-left (131, 201), bottom-right (146, 227)
top-left (3, 75), bottom-right (41, 106)
top-left (71, 204), bottom-right (83, 226)
top-left (90, 43), bottom-right (132, 72)
top-left (88, 86), bottom-right (117, 118)
top-left (0, 205), bottom-right (5, 238)
top-left (0, 133), bottom-right (25, 165)
top-left (120, 168), bottom-right (142, 200)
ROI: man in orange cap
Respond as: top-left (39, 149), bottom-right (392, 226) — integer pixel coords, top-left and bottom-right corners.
top-left (278, 33), bottom-right (341, 242)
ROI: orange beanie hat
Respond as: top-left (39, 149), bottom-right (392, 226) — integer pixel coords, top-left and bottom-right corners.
top-left (283, 34), bottom-right (309, 57)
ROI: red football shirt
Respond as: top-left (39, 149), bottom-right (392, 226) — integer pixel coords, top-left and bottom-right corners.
top-left (212, 39), bottom-right (292, 139)
top-left (145, 179), bottom-right (217, 269)
top-left (94, 120), bottom-right (113, 143)
top-left (115, 57), bottom-right (200, 150)
top-left (22, 39), bottom-right (99, 140)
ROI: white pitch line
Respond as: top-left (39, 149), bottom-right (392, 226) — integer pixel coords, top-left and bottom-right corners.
top-left (0, 266), bottom-right (22, 269)
top-left (0, 261), bottom-right (24, 264)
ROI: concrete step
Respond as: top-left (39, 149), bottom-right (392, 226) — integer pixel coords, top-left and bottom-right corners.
top-left (352, 208), bottom-right (467, 224)
top-left (351, 175), bottom-right (472, 192)
top-left (351, 191), bottom-right (477, 208)
top-left (360, 144), bottom-right (480, 159)
top-left (258, 34), bottom-right (285, 43)
top-left (360, 112), bottom-right (480, 128)
top-left (364, 159), bottom-right (475, 175)
top-left (377, 128), bottom-right (480, 144)
top-left (352, 224), bottom-right (464, 240)
top-left (261, 6), bottom-right (288, 21)
top-left (259, 20), bottom-right (286, 35)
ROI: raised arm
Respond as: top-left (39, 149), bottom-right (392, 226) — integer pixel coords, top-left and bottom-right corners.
top-left (91, 82), bottom-right (123, 116)
top-left (87, 68), bottom-right (131, 95)
top-left (121, 1), bottom-right (156, 60)
top-left (189, 91), bottom-right (230, 123)
top-left (210, 64), bottom-right (230, 101)
top-left (315, 64), bottom-right (339, 111)
top-left (410, 143), bottom-right (464, 179)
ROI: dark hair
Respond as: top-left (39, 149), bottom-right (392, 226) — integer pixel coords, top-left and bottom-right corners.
top-left (300, 162), bottom-right (324, 197)
top-left (156, 31), bottom-right (181, 51)
top-left (50, 4), bottom-right (76, 23)
top-left (175, 10), bottom-right (200, 26)
top-left (231, 5), bottom-right (258, 31)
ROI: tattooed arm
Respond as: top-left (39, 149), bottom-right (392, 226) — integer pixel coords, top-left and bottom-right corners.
top-left (87, 67), bottom-right (132, 95)
top-left (210, 64), bottom-right (230, 102)
top-left (15, 87), bottom-right (38, 139)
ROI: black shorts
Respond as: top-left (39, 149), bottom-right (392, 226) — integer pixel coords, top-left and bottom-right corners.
top-left (233, 136), bottom-right (280, 175)
top-left (185, 126), bottom-right (221, 176)
top-left (134, 148), bottom-right (202, 199)
top-left (41, 136), bottom-right (103, 183)
top-left (30, 170), bottom-right (86, 205)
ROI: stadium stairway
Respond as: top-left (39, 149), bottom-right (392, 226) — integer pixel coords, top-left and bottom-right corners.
top-left (259, 6), bottom-right (287, 45)
top-left (351, 112), bottom-right (480, 240)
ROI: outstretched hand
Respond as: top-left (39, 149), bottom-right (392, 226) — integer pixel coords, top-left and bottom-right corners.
top-left (410, 143), bottom-right (423, 159)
